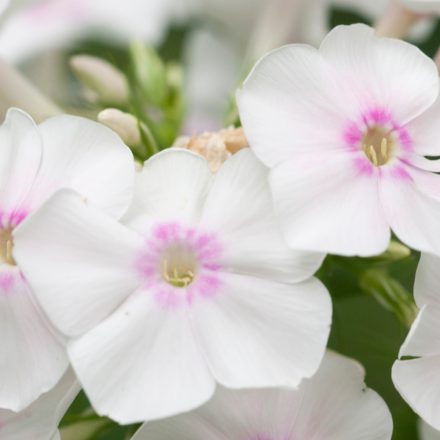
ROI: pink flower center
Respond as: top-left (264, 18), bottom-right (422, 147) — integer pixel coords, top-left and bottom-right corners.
top-left (136, 222), bottom-right (223, 308)
top-left (344, 107), bottom-right (412, 167)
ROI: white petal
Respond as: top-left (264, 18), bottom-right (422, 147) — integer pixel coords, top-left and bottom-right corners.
top-left (123, 149), bottom-right (212, 232)
top-left (290, 351), bottom-right (392, 439)
top-left (379, 169), bottom-right (440, 254)
top-left (237, 44), bottom-right (350, 167)
top-left (414, 253), bottom-right (440, 307)
top-left (270, 151), bottom-right (390, 256)
top-left (200, 149), bottom-right (324, 283)
top-left (393, 356), bottom-right (440, 431)
top-left (0, 369), bottom-right (80, 440)
top-left (408, 90), bottom-right (440, 156)
top-left (0, 3), bottom-right (88, 62)
top-left (399, 305), bottom-right (440, 358)
top-left (419, 419), bottom-right (440, 440)
top-left (0, 108), bottom-right (42, 216)
top-left (191, 272), bottom-right (331, 388)
top-left (134, 351), bottom-right (392, 440)
top-left (0, 267), bottom-right (68, 411)
top-left (34, 115), bottom-right (134, 219)
top-left (0, 0), bottom-right (8, 15)
top-left (13, 190), bottom-right (142, 337)
top-left (68, 291), bottom-right (215, 424)
top-left (320, 24), bottom-right (438, 125)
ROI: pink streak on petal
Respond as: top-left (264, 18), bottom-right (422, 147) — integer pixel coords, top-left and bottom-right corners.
top-left (353, 156), bottom-right (374, 176)
top-left (0, 209), bottom-right (29, 229)
top-left (390, 165), bottom-right (412, 181)
top-left (0, 272), bottom-right (15, 293)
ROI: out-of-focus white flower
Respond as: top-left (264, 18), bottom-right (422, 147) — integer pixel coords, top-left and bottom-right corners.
top-left (0, 108), bottom-right (134, 412)
top-left (393, 253), bottom-right (440, 430)
top-left (133, 351), bottom-right (393, 440)
top-left (420, 419), bottom-right (440, 439)
top-left (0, 0), bottom-right (197, 62)
top-left (14, 148), bottom-right (331, 424)
top-left (0, 369), bottom-right (79, 440)
top-left (401, 0), bottom-right (440, 13)
top-left (238, 24), bottom-right (440, 257)
top-left (0, 0), bottom-right (8, 16)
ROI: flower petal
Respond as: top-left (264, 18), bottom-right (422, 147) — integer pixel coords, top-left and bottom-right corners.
top-left (237, 44), bottom-right (349, 167)
top-left (34, 115), bottom-right (134, 219)
top-left (133, 351), bottom-right (392, 440)
top-left (408, 91), bottom-right (440, 156)
top-left (379, 169), bottom-right (440, 254)
top-left (0, 369), bottom-right (80, 440)
top-left (320, 24), bottom-right (438, 125)
top-left (399, 305), bottom-right (440, 358)
top-left (291, 351), bottom-right (392, 439)
top-left (393, 356), bottom-right (440, 431)
top-left (123, 149), bottom-right (212, 232)
top-left (414, 253), bottom-right (440, 307)
top-left (0, 108), bottom-right (43, 216)
top-left (191, 272), bottom-right (331, 388)
top-left (68, 291), bottom-right (215, 424)
top-left (419, 419), bottom-right (440, 440)
top-left (200, 149), bottom-right (324, 283)
top-left (270, 151), bottom-right (390, 256)
top-left (13, 190), bottom-right (142, 337)
top-left (0, 267), bottom-right (68, 411)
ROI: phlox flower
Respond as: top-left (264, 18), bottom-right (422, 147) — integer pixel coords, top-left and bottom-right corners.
top-left (401, 0), bottom-right (440, 13)
top-left (392, 253), bottom-right (440, 431)
top-left (0, 369), bottom-right (79, 440)
top-left (132, 351), bottom-right (393, 440)
top-left (238, 24), bottom-right (440, 257)
top-left (0, 108), bottom-right (133, 411)
top-left (0, 0), bottom-right (196, 62)
top-left (14, 148), bottom-right (331, 424)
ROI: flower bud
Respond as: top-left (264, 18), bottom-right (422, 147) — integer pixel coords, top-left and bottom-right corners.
top-left (70, 55), bottom-right (129, 105)
top-left (98, 108), bottom-right (140, 146)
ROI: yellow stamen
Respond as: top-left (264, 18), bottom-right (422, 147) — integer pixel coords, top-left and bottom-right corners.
top-left (368, 145), bottom-right (378, 166)
top-left (0, 228), bottom-right (16, 266)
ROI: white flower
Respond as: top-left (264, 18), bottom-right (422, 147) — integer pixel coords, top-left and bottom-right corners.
top-left (401, 0), bottom-right (440, 14)
top-left (392, 253), bottom-right (440, 430)
top-left (132, 351), bottom-right (393, 440)
top-left (0, 369), bottom-right (79, 440)
top-left (0, 0), bottom-right (196, 62)
top-left (14, 148), bottom-right (331, 424)
top-left (238, 24), bottom-right (440, 257)
top-left (0, 108), bottom-right (133, 411)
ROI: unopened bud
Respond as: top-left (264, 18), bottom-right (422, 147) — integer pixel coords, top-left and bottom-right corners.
top-left (70, 55), bottom-right (129, 105)
top-left (383, 241), bottom-right (411, 261)
top-left (98, 108), bottom-right (140, 146)
top-left (360, 269), bottom-right (417, 328)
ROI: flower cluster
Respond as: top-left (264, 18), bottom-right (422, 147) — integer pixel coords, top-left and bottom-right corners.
top-left (2, 10), bottom-right (440, 440)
